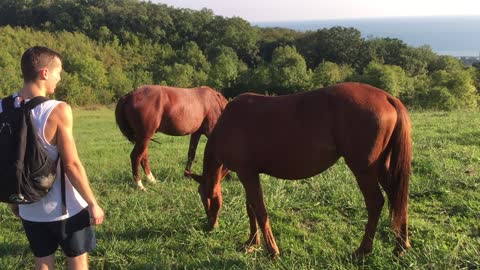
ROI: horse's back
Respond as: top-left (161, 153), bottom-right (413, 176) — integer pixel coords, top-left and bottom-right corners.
top-left (209, 82), bottom-right (403, 178)
top-left (122, 85), bottom-right (226, 136)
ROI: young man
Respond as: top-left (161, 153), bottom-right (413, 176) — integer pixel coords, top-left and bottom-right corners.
top-left (5, 46), bottom-right (105, 269)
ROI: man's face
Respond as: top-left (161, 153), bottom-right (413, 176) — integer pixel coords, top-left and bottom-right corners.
top-left (45, 57), bottom-right (62, 94)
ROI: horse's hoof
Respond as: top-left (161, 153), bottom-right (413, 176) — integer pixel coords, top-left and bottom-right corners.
top-left (240, 237), bottom-right (261, 253)
top-left (136, 184), bottom-right (147, 191)
top-left (241, 244), bottom-right (261, 254)
top-left (206, 220), bottom-right (218, 231)
top-left (351, 248), bottom-right (371, 259)
top-left (184, 170), bottom-right (192, 177)
top-left (132, 181), bottom-right (147, 191)
top-left (146, 173), bottom-right (157, 184)
top-left (394, 245), bottom-right (411, 257)
top-left (268, 250), bottom-right (280, 259)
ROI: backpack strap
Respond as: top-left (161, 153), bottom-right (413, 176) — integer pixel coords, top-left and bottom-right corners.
top-left (1, 95), bottom-right (49, 112)
top-left (23, 96), bottom-right (49, 111)
top-left (21, 95), bottom-right (67, 214)
top-left (60, 159), bottom-right (67, 215)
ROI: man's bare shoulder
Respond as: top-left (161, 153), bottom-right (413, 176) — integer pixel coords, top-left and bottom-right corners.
top-left (50, 102), bottom-right (72, 119)
top-left (47, 102), bottom-right (74, 130)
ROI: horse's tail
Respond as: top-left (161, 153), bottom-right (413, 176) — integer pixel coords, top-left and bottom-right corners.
top-left (115, 93), bottom-right (136, 143)
top-left (383, 96), bottom-right (412, 233)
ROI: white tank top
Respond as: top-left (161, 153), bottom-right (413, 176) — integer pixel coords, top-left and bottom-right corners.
top-left (7, 94), bottom-right (89, 222)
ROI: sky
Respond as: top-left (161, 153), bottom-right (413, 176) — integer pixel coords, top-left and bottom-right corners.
top-left (149, 0), bottom-right (480, 22)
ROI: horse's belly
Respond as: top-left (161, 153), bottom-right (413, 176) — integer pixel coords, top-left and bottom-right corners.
top-left (261, 154), bottom-right (339, 180)
top-left (159, 126), bottom-right (200, 136)
top-left (222, 146), bottom-right (339, 180)
top-left (158, 119), bottom-right (202, 136)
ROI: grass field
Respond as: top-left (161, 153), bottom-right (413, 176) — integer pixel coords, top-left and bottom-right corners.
top-left (1, 107), bottom-right (479, 269)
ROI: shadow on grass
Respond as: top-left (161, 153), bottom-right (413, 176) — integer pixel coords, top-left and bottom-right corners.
top-left (0, 242), bottom-right (29, 257)
top-left (453, 131), bottom-right (480, 146)
top-left (96, 216), bottom-right (209, 242)
top-left (126, 258), bottom-right (247, 270)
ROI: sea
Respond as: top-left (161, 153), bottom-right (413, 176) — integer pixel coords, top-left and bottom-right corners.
top-left (254, 16), bottom-right (480, 58)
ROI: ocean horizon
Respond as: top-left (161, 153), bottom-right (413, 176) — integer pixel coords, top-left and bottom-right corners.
top-left (254, 16), bottom-right (480, 57)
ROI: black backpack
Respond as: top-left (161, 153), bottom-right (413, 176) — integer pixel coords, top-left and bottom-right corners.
top-left (0, 95), bottom-right (59, 204)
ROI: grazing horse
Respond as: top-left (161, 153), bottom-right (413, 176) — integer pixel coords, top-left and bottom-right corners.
top-left (189, 82), bottom-right (412, 258)
top-left (115, 85), bottom-right (228, 190)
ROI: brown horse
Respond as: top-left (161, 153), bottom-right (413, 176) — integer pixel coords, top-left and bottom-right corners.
top-left (189, 82), bottom-right (412, 258)
top-left (115, 85), bottom-right (228, 190)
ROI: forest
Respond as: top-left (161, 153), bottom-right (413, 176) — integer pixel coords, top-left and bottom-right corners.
top-left (0, 0), bottom-right (479, 110)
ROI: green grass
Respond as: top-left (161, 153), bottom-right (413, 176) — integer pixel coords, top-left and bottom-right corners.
top-left (1, 108), bottom-right (479, 269)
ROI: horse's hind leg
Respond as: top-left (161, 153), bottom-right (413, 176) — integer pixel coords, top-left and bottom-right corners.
top-left (243, 201), bottom-right (261, 253)
top-left (378, 161), bottom-right (411, 255)
top-left (237, 170), bottom-right (279, 258)
top-left (141, 149), bottom-right (156, 184)
top-left (130, 139), bottom-right (150, 190)
top-left (184, 131), bottom-right (202, 176)
top-left (349, 166), bottom-right (385, 257)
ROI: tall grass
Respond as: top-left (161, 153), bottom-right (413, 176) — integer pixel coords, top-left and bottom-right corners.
top-left (1, 108), bottom-right (479, 269)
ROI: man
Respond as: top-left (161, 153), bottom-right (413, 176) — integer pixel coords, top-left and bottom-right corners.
top-left (6, 46), bottom-right (104, 269)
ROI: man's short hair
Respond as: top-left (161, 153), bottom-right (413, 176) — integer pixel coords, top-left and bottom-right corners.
top-left (21, 46), bottom-right (62, 83)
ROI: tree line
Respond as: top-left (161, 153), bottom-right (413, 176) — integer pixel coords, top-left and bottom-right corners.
top-left (0, 0), bottom-right (479, 110)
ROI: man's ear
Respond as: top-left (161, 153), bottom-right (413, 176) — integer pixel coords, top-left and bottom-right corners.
top-left (39, 68), bottom-right (48, 80)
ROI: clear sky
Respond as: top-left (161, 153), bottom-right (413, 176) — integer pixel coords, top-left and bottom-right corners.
top-left (148, 0), bottom-right (480, 22)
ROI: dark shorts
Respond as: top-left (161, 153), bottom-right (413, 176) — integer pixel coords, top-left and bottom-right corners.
top-left (21, 208), bottom-right (96, 258)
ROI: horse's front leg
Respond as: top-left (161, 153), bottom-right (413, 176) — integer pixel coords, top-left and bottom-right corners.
top-left (184, 131), bottom-right (202, 176)
top-left (238, 170), bottom-right (279, 258)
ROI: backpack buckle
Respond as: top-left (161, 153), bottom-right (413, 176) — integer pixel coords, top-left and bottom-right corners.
top-left (9, 194), bottom-right (26, 204)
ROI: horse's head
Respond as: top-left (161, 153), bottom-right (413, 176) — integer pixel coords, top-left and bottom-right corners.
top-left (189, 171), bottom-right (225, 230)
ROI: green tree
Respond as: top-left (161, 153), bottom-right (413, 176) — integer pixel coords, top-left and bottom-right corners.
top-left (64, 53), bottom-right (111, 103)
top-left (107, 65), bottom-right (133, 99)
top-left (360, 62), bottom-right (413, 98)
top-left (162, 63), bottom-right (195, 87)
top-left (296, 26), bottom-right (365, 70)
top-left (228, 62), bottom-right (272, 98)
top-left (399, 45), bottom-right (438, 76)
top-left (208, 17), bottom-right (260, 66)
top-left (270, 46), bottom-right (312, 94)
top-left (258, 27), bottom-right (301, 62)
top-left (208, 46), bottom-right (247, 91)
top-left (177, 41), bottom-right (210, 86)
top-left (0, 50), bottom-right (22, 97)
top-left (430, 68), bottom-right (479, 110)
top-left (429, 55), bottom-right (464, 73)
top-left (311, 61), bottom-right (353, 88)
top-left (55, 72), bottom-right (96, 106)
top-left (366, 38), bottom-right (408, 67)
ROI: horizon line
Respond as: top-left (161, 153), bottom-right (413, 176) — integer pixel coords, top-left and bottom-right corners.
top-left (251, 14), bottom-right (480, 24)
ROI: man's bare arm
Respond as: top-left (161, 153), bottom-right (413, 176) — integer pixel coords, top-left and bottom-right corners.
top-left (52, 103), bottom-right (104, 225)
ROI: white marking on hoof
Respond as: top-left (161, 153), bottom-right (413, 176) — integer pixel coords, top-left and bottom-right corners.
top-left (146, 173), bottom-right (157, 184)
top-left (135, 181), bottom-right (146, 191)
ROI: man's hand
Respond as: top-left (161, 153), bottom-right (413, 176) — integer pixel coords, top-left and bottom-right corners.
top-left (9, 204), bottom-right (19, 218)
top-left (88, 203), bottom-right (105, 225)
